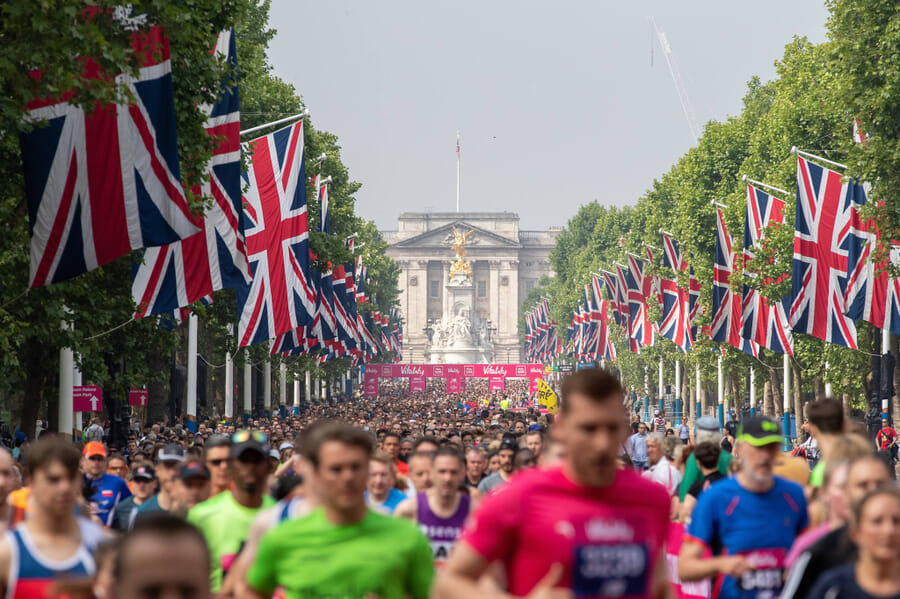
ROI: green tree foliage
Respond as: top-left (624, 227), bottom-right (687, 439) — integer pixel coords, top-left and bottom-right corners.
top-left (0, 0), bottom-right (398, 433)
top-left (528, 34), bottom-right (878, 413)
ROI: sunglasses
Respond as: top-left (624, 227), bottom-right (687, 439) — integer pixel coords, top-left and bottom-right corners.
top-left (87, 455), bottom-right (105, 462)
top-left (232, 430), bottom-right (267, 444)
top-left (208, 458), bottom-right (229, 467)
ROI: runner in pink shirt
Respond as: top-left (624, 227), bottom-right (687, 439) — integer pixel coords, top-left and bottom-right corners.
top-left (436, 369), bottom-right (671, 599)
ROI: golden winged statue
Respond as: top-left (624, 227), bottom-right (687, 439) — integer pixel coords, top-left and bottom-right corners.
top-left (449, 226), bottom-right (475, 280)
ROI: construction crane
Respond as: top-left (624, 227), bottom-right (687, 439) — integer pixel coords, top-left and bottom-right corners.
top-left (650, 17), bottom-right (700, 143)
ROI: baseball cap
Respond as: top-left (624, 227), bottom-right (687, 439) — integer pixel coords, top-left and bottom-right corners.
top-left (132, 465), bottom-right (156, 481)
top-left (158, 443), bottom-right (186, 463)
top-left (231, 430), bottom-right (268, 459)
top-left (278, 442), bottom-right (293, 451)
top-left (528, 424), bottom-right (543, 432)
top-left (499, 439), bottom-right (519, 453)
top-left (82, 442), bottom-right (107, 458)
top-left (696, 416), bottom-right (720, 432)
top-left (268, 449), bottom-right (281, 460)
top-left (177, 461), bottom-right (210, 481)
top-left (737, 416), bottom-right (783, 447)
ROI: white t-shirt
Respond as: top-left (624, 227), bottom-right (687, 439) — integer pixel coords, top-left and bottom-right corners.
top-left (642, 456), bottom-right (682, 496)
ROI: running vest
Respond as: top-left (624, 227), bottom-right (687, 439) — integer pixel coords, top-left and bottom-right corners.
top-left (5, 518), bottom-right (103, 599)
top-left (416, 492), bottom-right (470, 568)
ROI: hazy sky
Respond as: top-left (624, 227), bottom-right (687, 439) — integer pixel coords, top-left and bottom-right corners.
top-left (268, 1), bottom-right (829, 231)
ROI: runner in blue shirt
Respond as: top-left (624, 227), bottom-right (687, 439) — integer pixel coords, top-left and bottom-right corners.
top-left (82, 442), bottom-right (131, 527)
top-left (678, 416), bottom-right (808, 599)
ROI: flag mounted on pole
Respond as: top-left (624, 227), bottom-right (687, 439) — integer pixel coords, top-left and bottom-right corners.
top-left (236, 120), bottom-right (317, 347)
top-left (742, 184), bottom-right (793, 354)
top-left (21, 13), bottom-right (200, 287)
top-left (658, 234), bottom-right (693, 353)
top-left (790, 156), bottom-right (858, 349)
top-left (710, 208), bottom-right (758, 357)
top-left (132, 29), bottom-right (250, 318)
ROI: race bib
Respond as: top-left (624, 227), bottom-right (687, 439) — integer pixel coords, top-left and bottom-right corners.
top-left (735, 548), bottom-right (786, 598)
top-left (572, 543), bottom-right (649, 598)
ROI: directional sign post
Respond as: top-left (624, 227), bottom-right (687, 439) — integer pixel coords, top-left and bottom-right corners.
top-left (128, 388), bottom-right (148, 407)
top-left (73, 386), bottom-right (103, 413)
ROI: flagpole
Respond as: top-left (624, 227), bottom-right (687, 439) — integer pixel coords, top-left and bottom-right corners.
top-left (783, 353), bottom-right (791, 449)
top-left (225, 324), bottom-right (234, 419)
top-left (58, 315), bottom-right (74, 439)
top-left (456, 131), bottom-right (461, 213)
top-left (741, 175), bottom-right (789, 197)
top-left (243, 354), bottom-right (252, 423)
top-left (790, 146), bottom-right (848, 170)
top-left (186, 312), bottom-right (198, 432)
top-left (240, 110), bottom-right (308, 137)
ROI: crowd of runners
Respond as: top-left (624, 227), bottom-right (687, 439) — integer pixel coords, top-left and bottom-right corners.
top-left (0, 368), bottom-right (896, 598)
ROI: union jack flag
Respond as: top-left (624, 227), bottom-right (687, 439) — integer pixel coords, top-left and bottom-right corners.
top-left (591, 276), bottom-right (617, 362)
top-left (842, 178), bottom-right (900, 334)
top-left (236, 121), bottom-right (317, 347)
top-left (20, 18), bottom-right (199, 287)
top-left (790, 156), bottom-right (858, 349)
top-left (133, 29), bottom-right (249, 318)
top-left (615, 264), bottom-right (642, 353)
top-left (625, 255), bottom-right (656, 348)
top-left (742, 184), bottom-right (793, 354)
top-left (603, 271), bottom-right (624, 328)
top-left (710, 208), bottom-right (759, 357)
top-left (318, 180), bottom-right (330, 234)
top-left (659, 234), bottom-right (693, 353)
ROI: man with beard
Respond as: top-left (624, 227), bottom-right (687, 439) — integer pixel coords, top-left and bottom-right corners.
top-left (679, 416), bottom-right (809, 599)
top-left (476, 439), bottom-right (517, 495)
top-left (188, 430), bottom-right (275, 593)
top-left (395, 447), bottom-right (474, 568)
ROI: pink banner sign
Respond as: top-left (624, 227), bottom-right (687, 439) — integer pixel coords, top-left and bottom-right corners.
top-left (364, 373), bottom-right (378, 397)
top-left (409, 375), bottom-right (426, 392)
top-left (529, 377), bottom-right (541, 393)
top-left (128, 388), bottom-right (148, 407)
top-left (364, 363), bottom-right (545, 384)
top-left (488, 376), bottom-right (505, 392)
top-left (73, 386), bottom-right (103, 413)
top-left (446, 377), bottom-right (461, 394)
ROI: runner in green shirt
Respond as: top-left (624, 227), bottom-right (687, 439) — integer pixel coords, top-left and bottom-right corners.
top-left (246, 420), bottom-right (434, 599)
top-left (188, 430), bottom-right (275, 591)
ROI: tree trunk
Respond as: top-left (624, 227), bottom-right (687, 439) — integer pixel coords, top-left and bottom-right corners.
top-left (768, 367), bottom-right (782, 418)
top-left (22, 337), bottom-right (50, 440)
top-left (892, 333), bottom-right (900, 425)
top-left (814, 377), bottom-right (826, 402)
top-left (763, 380), bottom-right (773, 417)
top-left (147, 350), bottom-right (167, 427)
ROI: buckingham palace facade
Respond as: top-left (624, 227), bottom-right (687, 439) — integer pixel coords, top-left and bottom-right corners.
top-left (381, 212), bottom-right (559, 364)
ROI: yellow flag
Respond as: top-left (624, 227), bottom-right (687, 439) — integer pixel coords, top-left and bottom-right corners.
top-left (536, 378), bottom-right (559, 414)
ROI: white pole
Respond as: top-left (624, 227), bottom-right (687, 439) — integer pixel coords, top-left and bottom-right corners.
top-left (305, 371), bottom-right (311, 405)
top-left (293, 377), bottom-right (300, 409)
top-left (658, 357), bottom-right (664, 400)
top-left (279, 363), bottom-right (287, 408)
top-left (456, 131), bottom-right (461, 212)
top-left (243, 357), bottom-right (252, 416)
top-left (224, 325), bottom-right (234, 419)
top-left (675, 360), bottom-right (681, 421)
top-left (696, 364), bottom-right (701, 417)
top-left (824, 361), bottom-right (833, 397)
top-left (186, 313), bottom-right (198, 424)
top-left (717, 354), bottom-right (724, 424)
top-left (264, 361), bottom-right (272, 410)
top-left (749, 366), bottom-right (756, 413)
top-left (882, 327), bottom-right (891, 413)
top-left (74, 359), bottom-right (83, 433)
top-left (783, 353), bottom-right (791, 413)
top-left (58, 318), bottom-right (74, 438)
